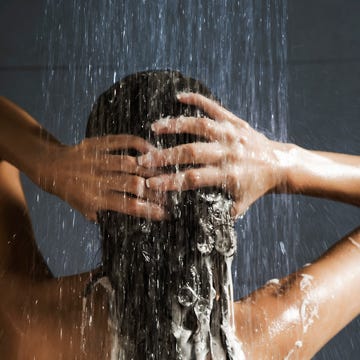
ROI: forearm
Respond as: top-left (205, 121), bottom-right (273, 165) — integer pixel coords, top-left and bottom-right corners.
top-left (0, 96), bottom-right (62, 180)
top-left (276, 142), bottom-right (360, 206)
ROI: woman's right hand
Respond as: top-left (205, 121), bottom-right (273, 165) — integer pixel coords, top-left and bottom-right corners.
top-left (37, 135), bottom-right (167, 222)
top-left (138, 93), bottom-right (290, 218)
top-left (138, 93), bottom-right (360, 214)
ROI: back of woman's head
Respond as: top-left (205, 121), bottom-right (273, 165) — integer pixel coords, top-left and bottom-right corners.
top-left (86, 70), bottom-right (238, 359)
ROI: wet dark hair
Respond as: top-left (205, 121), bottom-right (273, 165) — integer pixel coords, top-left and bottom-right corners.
top-left (86, 70), bottom-right (238, 359)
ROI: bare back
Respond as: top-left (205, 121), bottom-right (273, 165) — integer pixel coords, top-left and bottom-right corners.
top-left (0, 161), bottom-right (111, 359)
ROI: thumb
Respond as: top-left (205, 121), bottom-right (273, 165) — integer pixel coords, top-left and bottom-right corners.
top-left (231, 200), bottom-right (250, 219)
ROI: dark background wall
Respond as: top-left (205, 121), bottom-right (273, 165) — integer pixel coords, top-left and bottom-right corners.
top-left (0, 0), bottom-right (359, 358)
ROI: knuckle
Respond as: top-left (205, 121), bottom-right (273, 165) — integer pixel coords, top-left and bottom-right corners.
top-left (237, 131), bottom-right (249, 144)
top-left (223, 147), bottom-right (234, 162)
top-left (200, 117), bottom-right (214, 132)
top-left (132, 176), bottom-right (144, 192)
top-left (129, 199), bottom-right (141, 212)
top-left (225, 132), bottom-right (237, 143)
top-left (120, 155), bottom-right (131, 169)
top-left (125, 202), bottom-right (137, 214)
top-left (183, 144), bottom-right (196, 158)
top-left (230, 144), bottom-right (243, 160)
top-left (198, 117), bottom-right (208, 129)
top-left (122, 135), bottom-right (137, 149)
top-left (242, 121), bottom-right (250, 130)
top-left (185, 170), bottom-right (200, 186)
top-left (133, 137), bottom-right (144, 148)
top-left (115, 175), bottom-right (126, 191)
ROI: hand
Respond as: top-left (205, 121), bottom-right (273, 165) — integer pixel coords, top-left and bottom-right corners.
top-left (137, 93), bottom-right (288, 217)
top-left (38, 135), bottom-right (167, 222)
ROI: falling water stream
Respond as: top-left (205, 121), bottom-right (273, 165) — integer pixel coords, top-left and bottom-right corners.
top-left (38, 1), bottom-right (297, 359)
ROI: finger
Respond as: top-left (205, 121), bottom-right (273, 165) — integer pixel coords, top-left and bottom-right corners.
top-left (99, 155), bottom-right (163, 177)
top-left (84, 134), bottom-right (155, 154)
top-left (101, 174), bottom-right (167, 205)
top-left (137, 142), bottom-right (226, 168)
top-left (151, 116), bottom-right (237, 142)
top-left (84, 210), bottom-right (98, 223)
top-left (177, 92), bottom-right (248, 128)
top-left (100, 193), bottom-right (167, 221)
top-left (145, 166), bottom-right (226, 192)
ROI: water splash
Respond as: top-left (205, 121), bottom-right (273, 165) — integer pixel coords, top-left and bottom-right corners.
top-left (39, 0), bottom-right (295, 358)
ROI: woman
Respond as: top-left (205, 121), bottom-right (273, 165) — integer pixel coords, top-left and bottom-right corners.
top-left (0, 70), bottom-right (359, 359)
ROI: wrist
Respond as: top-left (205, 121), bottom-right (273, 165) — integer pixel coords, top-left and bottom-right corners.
top-left (20, 131), bottom-right (65, 191)
top-left (282, 146), bottom-right (360, 205)
top-left (31, 138), bottom-right (67, 193)
top-left (270, 141), bottom-right (298, 194)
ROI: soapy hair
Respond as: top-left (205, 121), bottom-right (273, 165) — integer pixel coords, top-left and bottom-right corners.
top-left (86, 70), bottom-right (239, 359)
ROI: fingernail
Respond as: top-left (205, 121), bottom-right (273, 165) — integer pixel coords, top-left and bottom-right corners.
top-left (176, 92), bottom-right (189, 99)
top-left (151, 117), bottom-right (170, 131)
top-left (154, 209), bottom-right (170, 222)
top-left (146, 178), bottom-right (163, 189)
top-left (137, 156), bottom-right (144, 166)
top-left (137, 154), bottom-right (150, 166)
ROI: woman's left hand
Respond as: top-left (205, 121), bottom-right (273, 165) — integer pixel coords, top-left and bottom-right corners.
top-left (137, 93), bottom-right (288, 217)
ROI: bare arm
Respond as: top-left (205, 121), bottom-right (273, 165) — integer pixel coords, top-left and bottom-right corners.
top-left (0, 96), bottom-right (166, 221)
top-left (234, 226), bottom-right (360, 359)
top-left (283, 146), bottom-right (360, 206)
top-left (0, 96), bottom-right (62, 178)
top-left (139, 92), bottom-right (360, 212)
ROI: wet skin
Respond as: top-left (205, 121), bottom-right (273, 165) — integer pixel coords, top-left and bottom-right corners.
top-left (0, 161), bottom-right (111, 359)
top-left (0, 95), bottom-right (359, 359)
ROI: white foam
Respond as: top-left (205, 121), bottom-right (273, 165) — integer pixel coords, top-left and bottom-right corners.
top-left (300, 273), bottom-right (313, 292)
top-left (266, 278), bottom-right (280, 285)
top-left (300, 298), bottom-right (319, 334)
top-left (299, 274), bottom-right (319, 334)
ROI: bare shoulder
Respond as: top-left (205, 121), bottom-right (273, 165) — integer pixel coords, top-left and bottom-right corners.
top-left (0, 270), bottom-right (111, 359)
top-left (0, 161), bottom-right (51, 278)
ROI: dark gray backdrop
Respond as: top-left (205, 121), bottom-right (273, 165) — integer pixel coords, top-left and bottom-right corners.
top-left (0, 0), bottom-right (359, 358)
